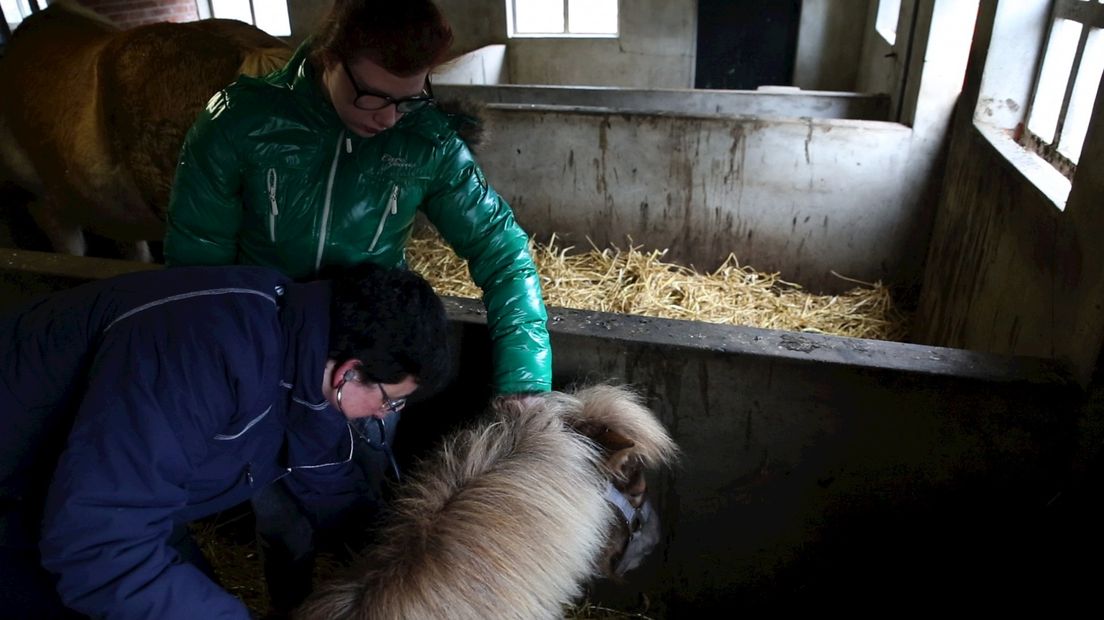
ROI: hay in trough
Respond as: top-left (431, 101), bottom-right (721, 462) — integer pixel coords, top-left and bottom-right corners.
top-left (406, 230), bottom-right (910, 342)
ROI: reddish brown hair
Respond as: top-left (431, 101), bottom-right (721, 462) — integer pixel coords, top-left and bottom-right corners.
top-left (311, 0), bottom-right (454, 76)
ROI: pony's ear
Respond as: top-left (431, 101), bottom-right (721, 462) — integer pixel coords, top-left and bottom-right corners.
top-left (607, 449), bottom-right (648, 507)
top-left (594, 428), bottom-right (635, 453)
top-left (606, 446), bottom-right (634, 475)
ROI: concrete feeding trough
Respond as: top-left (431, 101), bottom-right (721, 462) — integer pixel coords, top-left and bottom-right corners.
top-left (0, 247), bottom-right (1078, 613)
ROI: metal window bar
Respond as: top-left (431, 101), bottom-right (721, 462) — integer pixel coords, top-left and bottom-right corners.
top-left (1051, 19), bottom-right (1090, 149)
top-left (1021, 0), bottom-right (1104, 179)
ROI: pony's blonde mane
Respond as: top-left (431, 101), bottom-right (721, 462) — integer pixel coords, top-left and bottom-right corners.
top-left (296, 384), bottom-right (677, 620)
top-left (298, 399), bottom-right (613, 619)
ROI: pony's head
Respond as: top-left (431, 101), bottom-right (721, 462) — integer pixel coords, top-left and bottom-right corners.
top-left (296, 383), bottom-right (678, 620)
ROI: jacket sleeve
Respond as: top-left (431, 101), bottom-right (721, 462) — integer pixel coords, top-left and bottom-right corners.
top-left (38, 319), bottom-right (252, 619)
top-left (164, 92), bottom-right (244, 266)
top-left (422, 139), bottom-right (552, 395)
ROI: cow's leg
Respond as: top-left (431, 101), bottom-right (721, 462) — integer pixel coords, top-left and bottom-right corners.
top-left (28, 199), bottom-right (86, 256)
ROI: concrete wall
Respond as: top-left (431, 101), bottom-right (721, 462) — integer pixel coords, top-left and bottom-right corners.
top-left (471, 106), bottom-right (915, 293)
top-left (434, 83), bottom-right (890, 119)
top-left (425, 1), bottom-right (973, 296)
top-left (0, 249), bottom-right (1085, 612)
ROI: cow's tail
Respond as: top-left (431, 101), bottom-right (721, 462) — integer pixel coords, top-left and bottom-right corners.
top-left (238, 47), bottom-right (293, 77)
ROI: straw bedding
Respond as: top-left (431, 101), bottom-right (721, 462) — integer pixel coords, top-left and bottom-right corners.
top-left (406, 229), bottom-right (910, 342)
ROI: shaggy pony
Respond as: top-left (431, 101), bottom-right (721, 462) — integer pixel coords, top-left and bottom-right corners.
top-left (295, 385), bottom-right (678, 620)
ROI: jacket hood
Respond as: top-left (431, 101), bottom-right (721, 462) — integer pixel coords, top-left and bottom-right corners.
top-left (435, 97), bottom-right (488, 150)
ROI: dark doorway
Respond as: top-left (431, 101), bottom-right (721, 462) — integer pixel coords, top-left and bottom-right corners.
top-left (695, 0), bottom-right (802, 90)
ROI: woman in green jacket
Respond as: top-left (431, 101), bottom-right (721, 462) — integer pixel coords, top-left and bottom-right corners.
top-left (164, 0), bottom-right (551, 613)
top-left (164, 0), bottom-right (550, 397)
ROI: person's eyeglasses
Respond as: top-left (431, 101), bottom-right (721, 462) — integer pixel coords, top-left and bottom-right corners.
top-left (342, 61), bottom-right (435, 113)
top-left (375, 382), bottom-right (407, 416)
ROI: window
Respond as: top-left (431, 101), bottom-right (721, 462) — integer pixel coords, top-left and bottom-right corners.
top-left (1020, 0), bottom-right (1104, 179)
top-left (876, 0), bottom-right (903, 45)
top-left (1, 0), bottom-right (41, 33)
top-left (196, 0), bottom-right (290, 38)
top-left (507, 0), bottom-right (618, 38)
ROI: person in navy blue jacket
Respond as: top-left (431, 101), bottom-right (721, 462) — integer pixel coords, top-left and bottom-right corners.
top-left (0, 262), bottom-right (451, 619)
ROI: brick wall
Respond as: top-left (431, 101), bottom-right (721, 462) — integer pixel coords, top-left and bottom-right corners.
top-left (77, 0), bottom-right (200, 28)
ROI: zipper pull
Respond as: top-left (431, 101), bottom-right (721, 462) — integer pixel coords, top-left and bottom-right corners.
top-left (390, 185), bottom-right (399, 214)
top-left (346, 137), bottom-right (352, 153)
top-left (266, 168), bottom-right (279, 215)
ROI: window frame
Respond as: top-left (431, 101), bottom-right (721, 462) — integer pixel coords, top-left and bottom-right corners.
top-left (1019, 0), bottom-right (1104, 180)
top-left (2, 0), bottom-right (43, 40)
top-left (875, 0), bottom-right (903, 45)
top-left (506, 0), bottom-right (619, 39)
top-left (195, 0), bottom-right (291, 38)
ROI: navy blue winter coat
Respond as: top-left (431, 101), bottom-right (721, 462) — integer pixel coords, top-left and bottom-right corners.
top-left (0, 266), bottom-right (365, 619)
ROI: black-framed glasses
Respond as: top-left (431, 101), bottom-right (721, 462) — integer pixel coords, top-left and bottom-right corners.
top-left (375, 382), bottom-right (407, 416)
top-left (342, 61), bottom-right (435, 113)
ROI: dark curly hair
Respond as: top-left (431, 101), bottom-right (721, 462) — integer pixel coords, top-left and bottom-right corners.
top-left (311, 0), bottom-right (454, 77)
top-left (326, 262), bottom-right (452, 395)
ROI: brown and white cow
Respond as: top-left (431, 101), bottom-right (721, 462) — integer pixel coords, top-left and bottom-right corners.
top-left (0, 2), bottom-right (290, 260)
top-left (295, 384), bottom-right (679, 620)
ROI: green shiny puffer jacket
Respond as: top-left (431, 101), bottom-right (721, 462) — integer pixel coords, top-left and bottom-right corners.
top-left (164, 44), bottom-right (550, 394)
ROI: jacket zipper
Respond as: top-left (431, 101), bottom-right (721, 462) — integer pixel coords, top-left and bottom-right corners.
top-left (266, 168), bottom-right (279, 243)
top-left (369, 184), bottom-right (399, 252)
top-left (314, 130), bottom-right (345, 272)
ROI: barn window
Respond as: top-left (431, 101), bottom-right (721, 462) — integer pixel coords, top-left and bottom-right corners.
top-left (507, 0), bottom-right (618, 37)
top-left (197, 0), bottom-right (291, 38)
top-left (1, 0), bottom-right (40, 33)
top-left (970, 0), bottom-right (1104, 210)
top-left (1020, 0), bottom-right (1104, 180)
top-left (876, 0), bottom-right (903, 45)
